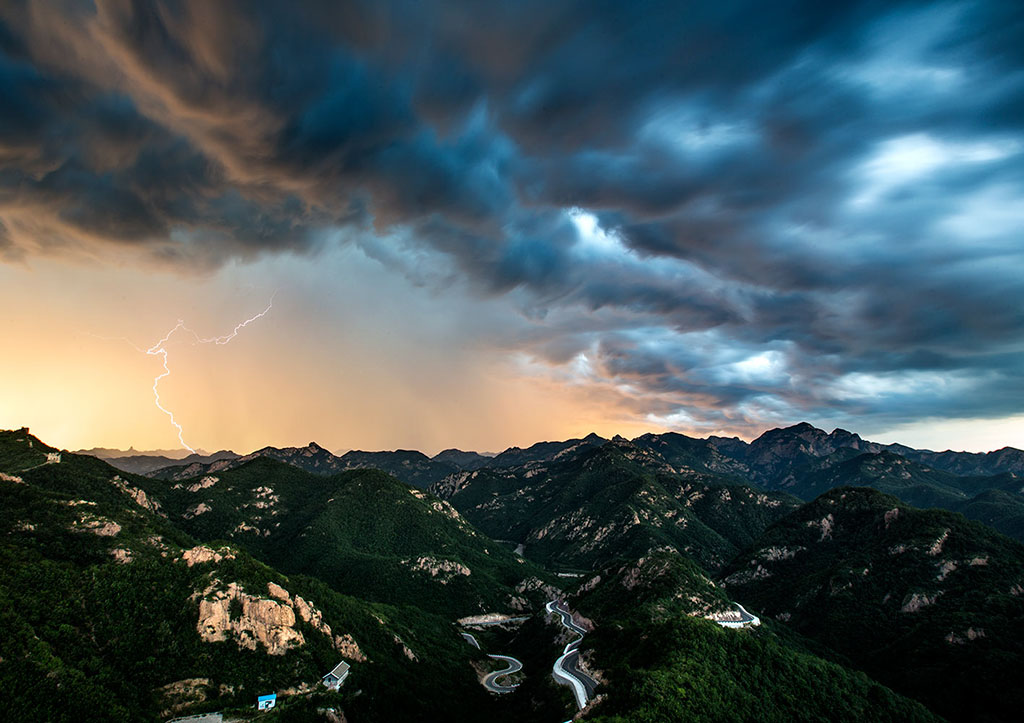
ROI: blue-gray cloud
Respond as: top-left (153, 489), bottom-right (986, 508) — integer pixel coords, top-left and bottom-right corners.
top-left (1, 0), bottom-right (1023, 434)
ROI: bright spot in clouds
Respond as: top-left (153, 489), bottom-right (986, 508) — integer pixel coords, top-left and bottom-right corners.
top-left (852, 133), bottom-right (1021, 208)
top-left (568, 208), bottom-right (630, 257)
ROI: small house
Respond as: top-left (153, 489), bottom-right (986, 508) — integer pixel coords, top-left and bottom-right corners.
top-left (321, 661), bottom-right (351, 690)
top-left (46, 452), bottom-right (61, 464)
top-left (257, 693), bottom-right (277, 710)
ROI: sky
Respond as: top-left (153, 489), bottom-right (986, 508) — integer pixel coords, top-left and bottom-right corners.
top-left (1, 0), bottom-right (1023, 455)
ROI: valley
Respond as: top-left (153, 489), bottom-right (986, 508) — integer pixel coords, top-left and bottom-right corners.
top-left (4, 423), bottom-right (1023, 721)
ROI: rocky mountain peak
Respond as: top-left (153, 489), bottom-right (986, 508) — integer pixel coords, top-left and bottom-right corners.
top-left (751, 422), bottom-right (881, 459)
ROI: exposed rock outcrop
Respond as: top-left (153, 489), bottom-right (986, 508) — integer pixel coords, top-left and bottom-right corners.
top-left (180, 545), bottom-right (236, 567)
top-left (900, 591), bottom-right (941, 613)
top-left (936, 560), bottom-right (958, 581)
top-left (110, 547), bottom-right (134, 564)
top-left (927, 529), bottom-right (950, 556)
top-left (515, 575), bottom-right (562, 600)
top-left (403, 555), bottom-right (471, 582)
top-left (945, 627), bottom-right (986, 644)
top-left (193, 573), bottom-right (370, 659)
top-left (267, 584), bottom-right (329, 637)
top-left (757, 546), bottom-right (804, 562)
top-left (334, 633), bottom-right (367, 662)
top-left (74, 515), bottom-right (121, 536)
top-left (806, 513), bottom-right (834, 541)
top-left (185, 502), bottom-right (211, 518)
top-left (392, 634), bottom-right (418, 661)
top-left (111, 476), bottom-right (165, 516)
top-left (458, 613), bottom-right (520, 626)
top-left (411, 488), bottom-right (468, 523)
top-left (196, 582), bottom-right (304, 655)
top-left (187, 476), bottom-right (219, 493)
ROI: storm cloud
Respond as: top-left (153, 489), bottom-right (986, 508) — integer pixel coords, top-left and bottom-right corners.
top-left (2, 0), bottom-right (1023, 438)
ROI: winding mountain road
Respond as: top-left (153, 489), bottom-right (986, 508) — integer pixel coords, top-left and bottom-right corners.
top-left (546, 600), bottom-right (598, 710)
top-left (482, 654), bottom-right (524, 693)
top-left (714, 602), bottom-right (761, 628)
top-left (461, 629), bottom-right (523, 693)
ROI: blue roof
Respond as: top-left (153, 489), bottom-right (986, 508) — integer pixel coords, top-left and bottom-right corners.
top-left (258, 694), bottom-right (277, 702)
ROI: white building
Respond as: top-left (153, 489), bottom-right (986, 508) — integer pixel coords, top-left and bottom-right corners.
top-left (321, 661), bottom-right (351, 690)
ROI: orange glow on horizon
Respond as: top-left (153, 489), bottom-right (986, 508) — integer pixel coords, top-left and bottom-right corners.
top-left (3, 255), bottom-right (1021, 456)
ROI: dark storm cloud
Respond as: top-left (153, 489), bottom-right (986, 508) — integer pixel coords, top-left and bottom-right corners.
top-left (1, 0), bottom-right (1023, 431)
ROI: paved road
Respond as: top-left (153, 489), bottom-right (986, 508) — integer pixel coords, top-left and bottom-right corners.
top-left (735, 603), bottom-right (760, 625)
top-left (460, 628), bottom-right (523, 694)
top-left (482, 654), bottom-right (523, 693)
top-left (714, 602), bottom-right (761, 628)
top-left (546, 600), bottom-right (598, 710)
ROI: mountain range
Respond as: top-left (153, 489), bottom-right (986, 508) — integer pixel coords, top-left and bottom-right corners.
top-left (5, 422), bottom-right (1023, 722)
top-left (118, 423), bottom-right (1024, 545)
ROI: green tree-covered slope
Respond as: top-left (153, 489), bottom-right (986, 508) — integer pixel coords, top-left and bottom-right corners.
top-left (0, 430), bottom-right (557, 722)
top-left (434, 439), bottom-right (798, 571)
top-left (131, 456), bottom-right (554, 616)
top-left (721, 487), bottom-right (1024, 722)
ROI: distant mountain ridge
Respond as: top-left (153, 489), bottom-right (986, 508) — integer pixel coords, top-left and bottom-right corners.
top-left (101, 450), bottom-right (239, 475)
top-left (706, 423), bottom-right (1024, 542)
top-left (727, 422), bottom-right (1024, 480)
top-left (105, 422), bottom-right (1023, 482)
top-left (87, 423), bottom-right (1024, 542)
top-left (149, 442), bottom-right (469, 489)
top-left (893, 444), bottom-right (1024, 476)
top-left (145, 435), bottom-right (615, 488)
top-left (75, 445), bottom-right (212, 459)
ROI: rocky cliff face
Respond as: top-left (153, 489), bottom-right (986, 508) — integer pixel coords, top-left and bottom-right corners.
top-left (403, 555), bottom-right (472, 582)
top-left (195, 579), bottom-right (366, 659)
top-left (739, 423), bottom-right (884, 487)
top-left (111, 475), bottom-right (166, 516)
top-left (180, 544), bottom-right (236, 567)
top-left (196, 581), bottom-right (304, 655)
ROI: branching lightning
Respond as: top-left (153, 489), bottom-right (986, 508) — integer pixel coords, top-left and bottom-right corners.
top-left (95, 296), bottom-right (275, 453)
top-left (181, 295), bottom-right (276, 346)
top-left (145, 320), bottom-right (194, 452)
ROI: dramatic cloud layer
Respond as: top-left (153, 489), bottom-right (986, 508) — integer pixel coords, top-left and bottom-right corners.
top-left (2, 0), bottom-right (1023, 442)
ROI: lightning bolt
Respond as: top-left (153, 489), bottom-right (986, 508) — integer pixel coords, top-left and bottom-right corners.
top-left (182, 293), bottom-right (276, 346)
top-left (90, 296), bottom-right (275, 453)
top-left (145, 321), bottom-right (194, 451)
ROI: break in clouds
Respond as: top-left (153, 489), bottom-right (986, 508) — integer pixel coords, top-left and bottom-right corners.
top-left (2, 0), bottom-right (1023, 438)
